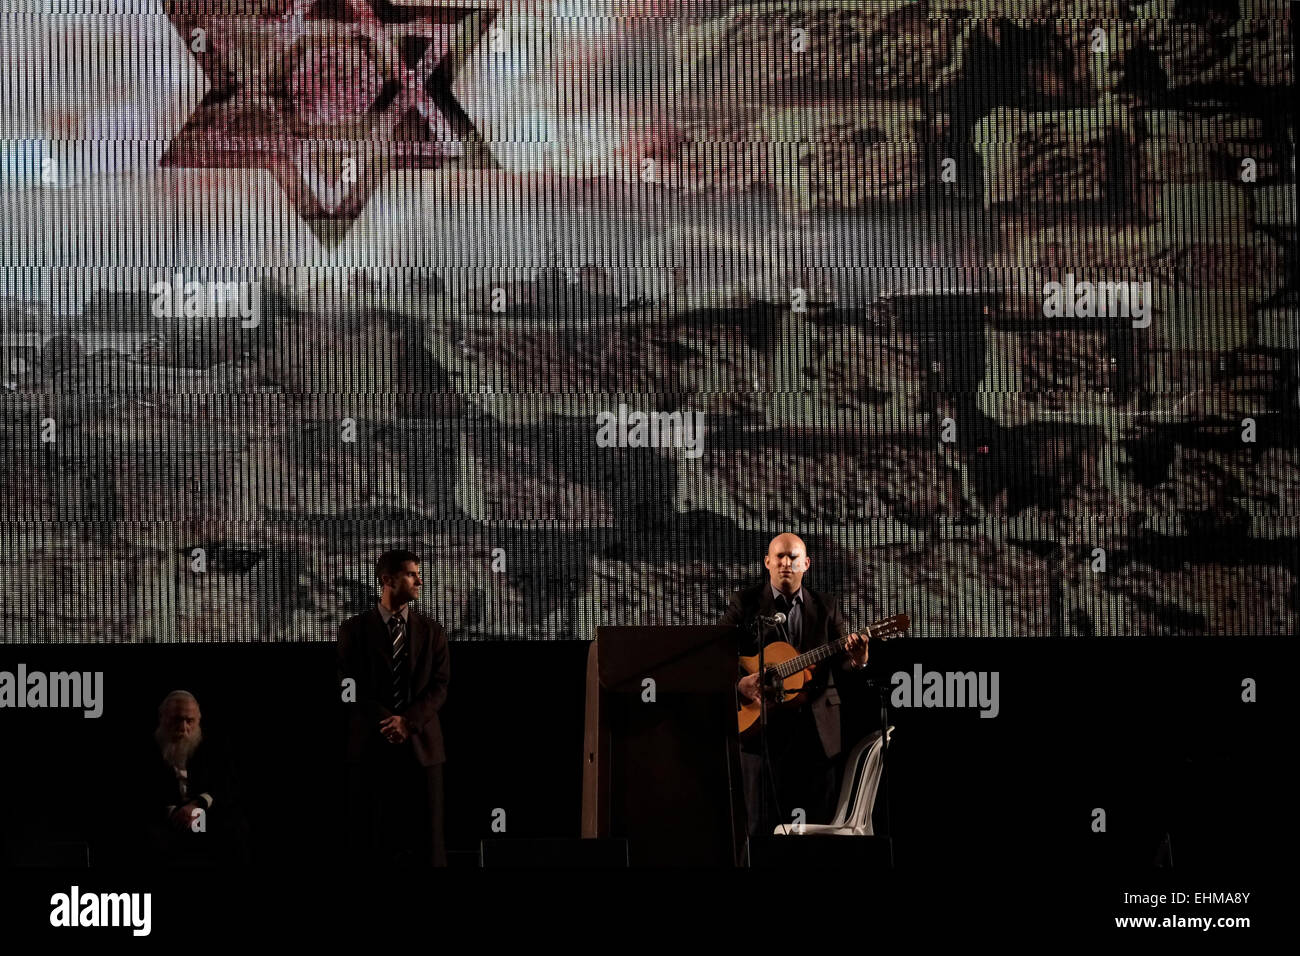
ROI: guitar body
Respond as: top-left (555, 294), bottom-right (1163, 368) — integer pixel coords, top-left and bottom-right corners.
top-left (733, 613), bottom-right (910, 740)
top-left (737, 641), bottom-right (813, 739)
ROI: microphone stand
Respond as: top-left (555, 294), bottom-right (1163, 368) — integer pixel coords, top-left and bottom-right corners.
top-left (749, 615), bottom-right (786, 866)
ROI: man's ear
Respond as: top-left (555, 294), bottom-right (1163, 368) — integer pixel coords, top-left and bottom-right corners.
top-left (803, 555), bottom-right (812, 572)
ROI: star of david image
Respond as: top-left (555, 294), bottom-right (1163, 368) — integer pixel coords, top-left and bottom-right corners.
top-left (163, 0), bottom-right (499, 246)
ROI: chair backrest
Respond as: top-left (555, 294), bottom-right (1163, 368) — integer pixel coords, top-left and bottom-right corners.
top-left (830, 727), bottom-right (894, 833)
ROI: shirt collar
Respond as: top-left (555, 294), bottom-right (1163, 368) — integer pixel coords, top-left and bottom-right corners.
top-left (770, 585), bottom-right (803, 607)
top-left (378, 603), bottom-right (410, 624)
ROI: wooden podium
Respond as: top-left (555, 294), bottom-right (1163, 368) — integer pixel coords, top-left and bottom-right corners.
top-left (581, 626), bottom-right (746, 866)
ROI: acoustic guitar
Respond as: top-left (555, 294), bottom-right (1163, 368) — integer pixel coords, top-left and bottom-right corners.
top-left (737, 613), bottom-right (910, 737)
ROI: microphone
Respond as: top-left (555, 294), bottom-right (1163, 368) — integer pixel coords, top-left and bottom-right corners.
top-left (757, 611), bottom-right (787, 626)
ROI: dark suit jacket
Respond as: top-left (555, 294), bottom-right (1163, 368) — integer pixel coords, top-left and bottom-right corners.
top-left (719, 582), bottom-right (861, 761)
top-left (147, 738), bottom-right (236, 816)
top-left (126, 736), bottom-right (249, 864)
top-left (337, 605), bottom-right (450, 767)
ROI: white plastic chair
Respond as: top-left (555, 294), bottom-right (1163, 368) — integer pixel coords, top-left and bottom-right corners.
top-left (773, 726), bottom-right (894, 836)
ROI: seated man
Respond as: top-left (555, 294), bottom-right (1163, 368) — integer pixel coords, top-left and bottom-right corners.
top-left (138, 690), bottom-right (248, 865)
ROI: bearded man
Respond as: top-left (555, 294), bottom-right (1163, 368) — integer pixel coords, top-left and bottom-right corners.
top-left (142, 690), bottom-right (246, 864)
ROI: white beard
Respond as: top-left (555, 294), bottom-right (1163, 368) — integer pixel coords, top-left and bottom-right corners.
top-left (156, 725), bottom-right (202, 769)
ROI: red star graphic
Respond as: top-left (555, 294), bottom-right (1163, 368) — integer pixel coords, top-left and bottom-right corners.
top-left (163, 0), bottom-right (498, 246)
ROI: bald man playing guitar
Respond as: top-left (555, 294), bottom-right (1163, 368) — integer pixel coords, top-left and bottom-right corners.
top-left (720, 533), bottom-right (870, 845)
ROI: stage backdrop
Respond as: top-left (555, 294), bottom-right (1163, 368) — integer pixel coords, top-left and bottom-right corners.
top-left (0, 1), bottom-right (1295, 642)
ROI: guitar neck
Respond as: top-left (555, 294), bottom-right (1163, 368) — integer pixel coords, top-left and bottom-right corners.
top-left (772, 634), bottom-right (853, 680)
top-left (768, 616), bottom-right (907, 680)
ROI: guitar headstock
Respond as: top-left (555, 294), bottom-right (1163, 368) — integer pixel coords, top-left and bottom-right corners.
top-left (863, 613), bottom-right (909, 641)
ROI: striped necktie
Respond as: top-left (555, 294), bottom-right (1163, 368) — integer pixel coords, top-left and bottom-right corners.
top-left (388, 613), bottom-right (408, 710)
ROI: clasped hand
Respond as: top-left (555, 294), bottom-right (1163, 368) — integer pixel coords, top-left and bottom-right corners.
top-left (169, 802), bottom-right (201, 830)
top-left (379, 715), bottom-right (409, 744)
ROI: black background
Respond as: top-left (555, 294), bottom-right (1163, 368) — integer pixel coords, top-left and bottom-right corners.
top-left (0, 636), bottom-right (1286, 873)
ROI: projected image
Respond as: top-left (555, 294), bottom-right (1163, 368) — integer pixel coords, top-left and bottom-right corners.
top-left (0, 0), bottom-right (1295, 641)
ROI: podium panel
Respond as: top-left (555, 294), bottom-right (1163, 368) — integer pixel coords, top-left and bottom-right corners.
top-left (581, 626), bottom-right (745, 866)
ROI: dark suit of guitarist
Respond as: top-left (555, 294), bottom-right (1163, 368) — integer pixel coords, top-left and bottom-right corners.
top-left (338, 551), bottom-right (450, 865)
top-left (720, 533), bottom-right (867, 842)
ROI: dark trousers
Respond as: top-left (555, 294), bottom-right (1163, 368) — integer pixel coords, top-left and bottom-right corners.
top-left (740, 709), bottom-right (838, 842)
top-left (347, 746), bottom-right (446, 867)
top-left (143, 814), bottom-right (249, 866)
